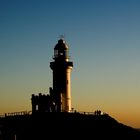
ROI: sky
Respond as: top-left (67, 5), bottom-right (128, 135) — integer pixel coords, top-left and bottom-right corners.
top-left (0, 0), bottom-right (140, 128)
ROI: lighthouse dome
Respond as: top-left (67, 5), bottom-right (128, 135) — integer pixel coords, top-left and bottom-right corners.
top-left (54, 39), bottom-right (68, 50)
top-left (53, 39), bottom-right (69, 61)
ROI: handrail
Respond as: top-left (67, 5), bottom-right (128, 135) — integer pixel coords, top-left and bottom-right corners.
top-left (0, 110), bottom-right (107, 118)
top-left (0, 111), bottom-right (32, 118)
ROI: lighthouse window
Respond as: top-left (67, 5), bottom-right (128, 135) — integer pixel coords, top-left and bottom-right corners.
top-left (60, 52), bottom-right (63, 55)
top-left (54, 50), bottom-right (58, 57)
top-left (36, 105), bottom-right (38, 111)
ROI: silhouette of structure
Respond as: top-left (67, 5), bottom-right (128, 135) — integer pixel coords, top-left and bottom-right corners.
top-left (31, 39), bottom-right (73, 113)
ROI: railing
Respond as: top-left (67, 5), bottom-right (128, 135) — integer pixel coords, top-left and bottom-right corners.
top-left (0, 115), bottom-right (5, 118)
top-left (0, 110), bottom-right (107, 118)
top-left (0, 111), bottom-right (32, 118)
top-left (69, 109), bottom-right (107, 116)
top-left (75, 111), bottom-right (106, 115)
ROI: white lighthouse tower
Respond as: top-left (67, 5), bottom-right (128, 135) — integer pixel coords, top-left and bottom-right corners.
top-left (50, 39), bottom-right (73, 112)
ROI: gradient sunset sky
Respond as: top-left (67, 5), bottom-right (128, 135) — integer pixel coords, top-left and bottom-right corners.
top-left (0, 0), bottom-right (140, 128)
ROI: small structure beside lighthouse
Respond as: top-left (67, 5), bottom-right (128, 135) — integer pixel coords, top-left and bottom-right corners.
top-left (50, 39), bottom-right (73, 112)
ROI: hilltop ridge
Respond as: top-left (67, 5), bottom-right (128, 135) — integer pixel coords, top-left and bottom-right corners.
top-left (0, 112), bottom-right (140, 140)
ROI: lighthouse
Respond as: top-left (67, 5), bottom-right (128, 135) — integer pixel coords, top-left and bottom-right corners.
top-left (50, 39), bottom-right (73, 112)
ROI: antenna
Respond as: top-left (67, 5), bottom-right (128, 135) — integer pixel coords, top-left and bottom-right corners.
top-left (59, 33), bottom-right (66, 40)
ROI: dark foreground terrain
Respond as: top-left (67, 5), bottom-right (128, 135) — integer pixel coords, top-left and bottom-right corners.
top-left (0, 112), bottom-right (140, 140)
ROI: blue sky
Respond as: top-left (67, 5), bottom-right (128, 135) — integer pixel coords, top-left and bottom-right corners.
top-left (0, 0), bottom-right (140, 128)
